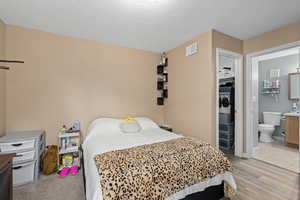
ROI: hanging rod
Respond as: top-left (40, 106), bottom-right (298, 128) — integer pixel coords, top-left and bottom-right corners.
top-left (0, 60), bottom-right (24, 63)
top-left (0, 66), bottom-right (10, 70)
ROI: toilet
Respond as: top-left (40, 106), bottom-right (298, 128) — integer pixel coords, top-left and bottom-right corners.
top-left (258, 112), bottom-right (282, 143)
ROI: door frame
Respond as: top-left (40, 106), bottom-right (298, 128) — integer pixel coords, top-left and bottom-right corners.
top-left (245, 40), bottom-right (300, 157)
top-left (216, 48), bottom-right (243, 157)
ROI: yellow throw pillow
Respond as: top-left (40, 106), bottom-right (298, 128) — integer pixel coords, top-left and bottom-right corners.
top-left (120, 117), bottom-right (141, 133)
top-left (122, 116), bottom-right (137, 123)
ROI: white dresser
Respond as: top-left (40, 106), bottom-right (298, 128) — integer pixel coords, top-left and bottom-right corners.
top-left (0, 130), bottom-right (45, 186)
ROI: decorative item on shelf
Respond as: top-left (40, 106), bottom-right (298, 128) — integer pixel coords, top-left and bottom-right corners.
top-left (157, 97), bottom-right (164, 105)
top-left (157, 64), bottom-right (165, 74)
top-left (62, 155), bottom-right (73, 167)
top-left (57, 121), bottom-right (81, 176)
top-left (261, 80), bottom-right (280, 94)
top-left (59, 125), bottom-right (67, 134)
top-left (163, 89), bottom-right (168, 98)
top-left (67, 120), bottom-right (80, 133)
top-left (261, 69), bottom-right (281, 99)
top-left (157, 81), bottom-right (164, 90)
top-left (156, 52), bottom-right (168, 105)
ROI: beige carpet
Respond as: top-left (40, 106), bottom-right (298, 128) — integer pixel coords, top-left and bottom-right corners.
top-left (13, 171), bottom-right (85, 200)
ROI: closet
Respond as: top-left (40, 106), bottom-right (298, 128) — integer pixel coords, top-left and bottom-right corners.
top-left (218, 55), bottom-right (235, 153)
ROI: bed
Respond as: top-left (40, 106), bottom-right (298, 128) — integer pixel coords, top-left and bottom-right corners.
top-left (82, 117), bottom-right (236, 200)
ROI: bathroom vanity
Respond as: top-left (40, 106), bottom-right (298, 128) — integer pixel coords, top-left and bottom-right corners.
top-left (284, 113), bottom-right (299, 148)
top-left (285, 72), bottom-right (299, 148)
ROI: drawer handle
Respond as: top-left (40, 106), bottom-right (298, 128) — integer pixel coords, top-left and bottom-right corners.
top-left (15, 154), bottom-right (23, 157)
top-left (13, 166), bottom-right (22, 170)
top-left (12, 143), bottom-right (23, 147)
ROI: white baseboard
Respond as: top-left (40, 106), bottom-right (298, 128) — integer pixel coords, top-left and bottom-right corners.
top-left (252, 146), bottom-right (259, 155)
top-left (241, 152), bottom-right (251, 158)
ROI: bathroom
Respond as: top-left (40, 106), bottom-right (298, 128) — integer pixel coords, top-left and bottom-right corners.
top-left (253, 47), bottom-right (300, 173)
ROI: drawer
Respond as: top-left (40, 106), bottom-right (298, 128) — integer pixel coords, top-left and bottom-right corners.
top-left (13, 161), bottom-right (35, 186)
top-left (13, 150), bottom-right (35, 164)
top-left (0, 140), bottom-right (35, 153)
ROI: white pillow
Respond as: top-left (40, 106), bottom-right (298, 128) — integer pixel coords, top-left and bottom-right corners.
top-left (86, 118), bottom-right (121, 136)
top-left (134, 117), bottom-right (159, 130)
top-left (119, 122), bottom-right (142, 133)
top-left (83, 118), bottom-right (123, 146)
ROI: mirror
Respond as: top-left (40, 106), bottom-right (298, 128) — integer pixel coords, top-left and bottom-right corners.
top-left (289, 72), bottom-right (300, 100)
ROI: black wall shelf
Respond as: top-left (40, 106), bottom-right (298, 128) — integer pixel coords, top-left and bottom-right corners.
top-left (156, 56), bottom-right (168, 105)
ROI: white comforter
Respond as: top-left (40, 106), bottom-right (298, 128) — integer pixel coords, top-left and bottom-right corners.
top-left (82, 118), bottom-right (236, 200)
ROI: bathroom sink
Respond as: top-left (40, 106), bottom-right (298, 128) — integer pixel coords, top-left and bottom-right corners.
top-left (283, 112), bottom-right (299, 117)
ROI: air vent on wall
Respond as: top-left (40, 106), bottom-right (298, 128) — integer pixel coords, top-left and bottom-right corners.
top-left (186, 42), bottom-right (198, 56)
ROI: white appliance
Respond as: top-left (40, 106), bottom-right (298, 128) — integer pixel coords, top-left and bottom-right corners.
top-left (258, 112), bottom-right (282, 143)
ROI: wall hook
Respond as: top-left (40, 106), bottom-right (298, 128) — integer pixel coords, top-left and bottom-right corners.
top-left (0, 66), bottom-right (10, 70)
top-left (0, 60), bottom-right (24, 63)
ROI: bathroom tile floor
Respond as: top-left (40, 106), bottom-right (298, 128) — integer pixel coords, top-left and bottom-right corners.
top-left (253, 141), bottom-right (299, 173)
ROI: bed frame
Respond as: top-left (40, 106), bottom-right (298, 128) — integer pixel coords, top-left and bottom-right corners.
top-left (80, 148), bottom-right (225, 200)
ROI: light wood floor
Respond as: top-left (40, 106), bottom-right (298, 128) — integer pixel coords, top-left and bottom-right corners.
top-left (231, 157), bottom-right (300, 200)
top-left (253, 141), bottom-right (299, 173)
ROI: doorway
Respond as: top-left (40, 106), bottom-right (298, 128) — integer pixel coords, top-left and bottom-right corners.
top-left (216, 48), bottom-right (243, 157)
top-left (245, 41), bottom-right (300, 173)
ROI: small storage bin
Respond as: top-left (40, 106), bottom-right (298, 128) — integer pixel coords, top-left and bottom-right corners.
top-left (219, 131), bottom-right (234, 140)
top-left (13, 150), bottom-right (35, 164)
top-left (12, 161), bottom-right (35, 186)
top-left (219, 122), bottom-right (234, 133)
top-left (0, 139), bottom-right (35, 153)
top-left (219, 138), bottom-right (234, 150)
top-left (219, 113), bottom-right (233, 123)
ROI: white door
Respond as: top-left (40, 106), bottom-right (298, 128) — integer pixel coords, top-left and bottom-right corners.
top-left (234, 56), bottom-right (243, 157)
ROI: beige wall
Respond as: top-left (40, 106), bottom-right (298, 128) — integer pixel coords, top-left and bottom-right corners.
top-left (3, 19), bottom-right (300, 146)
top-left (244, 21), bottom-right (300, 54)
top-left (165, 31), bottom-right (214, 143)
top-left (5, 25), bottom-right (163, 144)
top-left (164, 30), bottom-right (242, 145)
top-left (0, 19), bottom-right (6, 136)
top-left (165, 21), bottom-right (299, 147)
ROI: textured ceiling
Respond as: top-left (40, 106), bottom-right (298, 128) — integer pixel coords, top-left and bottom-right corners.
top-left (0, 0), bottom-right (300, 52)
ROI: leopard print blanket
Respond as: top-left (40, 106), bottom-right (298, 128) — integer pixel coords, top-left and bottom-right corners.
top-left (94, 137), bottom-right (232, 200)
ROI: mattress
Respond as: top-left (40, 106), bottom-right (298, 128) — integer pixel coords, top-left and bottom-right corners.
top-left (82, 118), bottom-right (236, 200)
